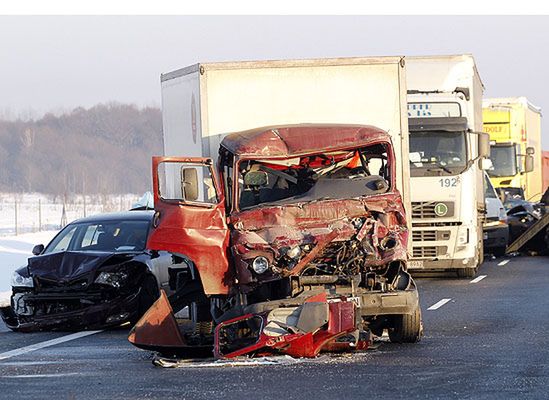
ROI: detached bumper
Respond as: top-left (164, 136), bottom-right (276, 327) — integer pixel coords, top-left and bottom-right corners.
top-left (0, 290), bottom-right (141, 332)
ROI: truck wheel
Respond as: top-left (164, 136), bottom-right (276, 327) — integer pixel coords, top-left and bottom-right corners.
top-left (456, 267), bottom-right (477, 278)
top-left (135, 275), bottom-right (160, 320)
top-left (388, 306), bottom-right (422, 343)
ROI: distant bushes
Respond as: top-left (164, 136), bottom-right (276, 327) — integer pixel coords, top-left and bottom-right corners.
top-left (0, 103), bottom-right (162, 194)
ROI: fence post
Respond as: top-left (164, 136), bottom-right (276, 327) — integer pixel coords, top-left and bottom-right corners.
top-left (83, 195), bottom-right (87, 217)
top-left (38, 198), bottom-right (42, 232)
top-left (60, 196), bottom-right (67, 228)
top-left (14, 198), bottom-right (18, 236)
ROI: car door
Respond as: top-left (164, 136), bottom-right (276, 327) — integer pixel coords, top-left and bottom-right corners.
top-left (146, 156), bottom-right (231, 296)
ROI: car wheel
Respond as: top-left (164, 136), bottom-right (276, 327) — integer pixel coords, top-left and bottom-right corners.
top-left (493, 246), bottom-right (507, 257)
top-left (135, 275), bottom-right (160, 321)
top-left (388, 306), bottom-right (422, 343)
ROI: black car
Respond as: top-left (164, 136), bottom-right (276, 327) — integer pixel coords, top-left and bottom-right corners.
top-left (0, 211), bottom-right (188, 332)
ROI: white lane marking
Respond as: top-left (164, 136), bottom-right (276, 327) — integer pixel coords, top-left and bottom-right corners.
top-left (470, 275), bottom-right (487, 284)
top-left (3, 373), bottom-right (80, 379)
top-left (0, 330), bottom-right (102, 361)
top-left (498, 259), bottom-right (510, 266)
top-left (427, 298), bottom-right (452, 310)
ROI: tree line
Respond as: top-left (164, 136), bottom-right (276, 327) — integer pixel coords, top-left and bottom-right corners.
top-left (0, 103), bottom-right (163, 195)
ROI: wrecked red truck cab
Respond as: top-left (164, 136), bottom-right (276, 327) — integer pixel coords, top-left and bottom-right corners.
top-left (130, 125), bottom-right (422, 358)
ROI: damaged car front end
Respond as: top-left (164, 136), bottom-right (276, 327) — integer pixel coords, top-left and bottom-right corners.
top-left (129, 125), bottom-right (422, 359)
top-left (1, 212), bottom-right (163, 332)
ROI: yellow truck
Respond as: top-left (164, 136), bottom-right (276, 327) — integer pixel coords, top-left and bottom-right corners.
top-left (483, 97), bottom-right (543, 202)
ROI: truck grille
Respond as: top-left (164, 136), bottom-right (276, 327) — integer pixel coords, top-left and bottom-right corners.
top-left (412, 202), bottom-right (454, 219)
top-left (412, 230), bottom-right (451, 242)
top-left (412, 246), bottom-right (448, 258)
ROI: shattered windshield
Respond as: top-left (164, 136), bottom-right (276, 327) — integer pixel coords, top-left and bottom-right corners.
top-left (44, 220), bottom-right (150, 254)
top-left (409, 130), bottom-right (467, 176)
top-left (488, 145), bottom-right (517, 177)
top-left (238, 143), bottom-right (391, 210)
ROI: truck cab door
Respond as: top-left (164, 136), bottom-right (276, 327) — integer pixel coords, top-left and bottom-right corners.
top-left (147, 156), bottom-right (231, 295)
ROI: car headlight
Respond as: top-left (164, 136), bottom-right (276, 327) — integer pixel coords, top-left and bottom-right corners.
top-left (252, 256), bottom-right (269, 274)
top-left (11, 271), bottom-right (34, 288)
top-left (95, 271), bottom-right (129, 288)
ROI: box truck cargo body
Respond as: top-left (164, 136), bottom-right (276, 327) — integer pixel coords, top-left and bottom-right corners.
top-left (131, 57), bottom-right (426, 355)
top-left (160, 57), bottom-right (411, 233)
top-left (405, 55), bottom-right (488, 277)
top-left (483, 97), bottom-right (543, 202)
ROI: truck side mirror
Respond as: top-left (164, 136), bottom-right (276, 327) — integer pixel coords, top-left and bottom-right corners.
top-left (526, 146), bottom-right (535, 155)
top-left (244, 171), bottom-right (268, 187)
top-left (524, 155), bottom-right (534, 173)
top-left (478, 132), bottom-right (490, 158)
top-left (481, 158), bottom-right (493, 171)
top-left (181, 167), bottom-right (199, 201)
top-left (32, 244), bottom-right (44, 255)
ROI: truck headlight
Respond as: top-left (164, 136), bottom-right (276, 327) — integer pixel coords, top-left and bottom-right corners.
top-left (252, 257), bottom-right (269, 274)
top-left (286, 246), bottom-right (301, 259)
top-left (95, 271), bottom-right (129, 288)
top-left (457, 228), bottom-right (469, 245)
top-left (11, 271), bottom-right (34, 288)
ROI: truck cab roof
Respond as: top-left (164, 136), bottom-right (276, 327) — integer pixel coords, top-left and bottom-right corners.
top-left (220, 124), bottom-right (391, 158)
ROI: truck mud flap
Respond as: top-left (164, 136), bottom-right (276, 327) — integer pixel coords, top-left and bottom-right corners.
top-left (128, 290), bottom-right (212, 358)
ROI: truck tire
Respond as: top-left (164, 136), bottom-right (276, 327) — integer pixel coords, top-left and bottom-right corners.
top-left (456, 267), bottom-right (477, 278)
top-left (388, 306), bottom-right (422, 343)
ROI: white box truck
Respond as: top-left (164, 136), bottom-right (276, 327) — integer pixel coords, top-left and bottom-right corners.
top-left (129, 57), bottom-right (424, 358)
top-left (406, 54), bottom-right (490, 278)
top-left (160, 57), bottom-right (411, 214)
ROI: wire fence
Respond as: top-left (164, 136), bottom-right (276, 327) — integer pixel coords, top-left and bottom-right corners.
top-left (0, 193), bottom-right (141, 236)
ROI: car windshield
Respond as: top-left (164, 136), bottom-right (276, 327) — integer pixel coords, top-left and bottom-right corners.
top-left (409, 130), bottom-right (467, 176)
top-left (238, 143), bottom-right (391, 210)
top-left (43, 220), bottom-right (150, 254)
top-left (488, 145), bottom-right (517, 177)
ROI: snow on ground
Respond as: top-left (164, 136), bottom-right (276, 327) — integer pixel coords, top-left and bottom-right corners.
top-left (0, 231), bottom-right (58, 299)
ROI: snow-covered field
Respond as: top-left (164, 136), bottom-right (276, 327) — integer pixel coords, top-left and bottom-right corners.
top-left (0, 192), bottom-right (140, 236)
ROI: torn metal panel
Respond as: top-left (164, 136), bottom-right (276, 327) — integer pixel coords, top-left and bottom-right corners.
top-left (214, 294), bottom-right (362, 359)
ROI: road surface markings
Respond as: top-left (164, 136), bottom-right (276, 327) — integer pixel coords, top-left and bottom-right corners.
top-left (0, 330), bottom-right (103, 361)
top-left (498, 259), bottom-right (510, 266)
top-left (470, 275), bottom-right (487, 284)
top-left (2, 373), bottom-right (81, 379)
top-left (427, 298), bottom-right (452, 310)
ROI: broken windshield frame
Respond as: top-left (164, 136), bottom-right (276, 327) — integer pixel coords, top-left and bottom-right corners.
top-left (409, 130), bottom-right (468, 177)
top-left (235, 143), bottom-right (393, 211)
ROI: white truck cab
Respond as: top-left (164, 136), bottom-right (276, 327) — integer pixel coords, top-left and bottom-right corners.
top-left (406, 55), bottom-right (490, 278)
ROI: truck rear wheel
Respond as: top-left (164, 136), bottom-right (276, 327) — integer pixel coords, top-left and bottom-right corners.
top-left (456, 267), bottom-right (477, 278)
top-left (388, 306), bottom-right (422, 343)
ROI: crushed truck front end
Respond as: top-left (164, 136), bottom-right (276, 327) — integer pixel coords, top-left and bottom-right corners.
top-left (129, 125), bottom-right (422, 359)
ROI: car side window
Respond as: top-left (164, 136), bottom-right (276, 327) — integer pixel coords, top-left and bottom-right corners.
top-left (80, 224), bottom-right (101, 249)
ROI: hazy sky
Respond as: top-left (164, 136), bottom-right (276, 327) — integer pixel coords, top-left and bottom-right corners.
top-left (0, 16), bottom-right (548, 148)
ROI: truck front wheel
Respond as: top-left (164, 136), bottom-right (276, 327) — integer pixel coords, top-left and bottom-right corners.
top-left (388, 306), bottom-right (422, 343)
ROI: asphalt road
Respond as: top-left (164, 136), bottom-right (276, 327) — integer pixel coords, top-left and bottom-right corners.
top-left (0, 255), bottom-right (548, 400)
